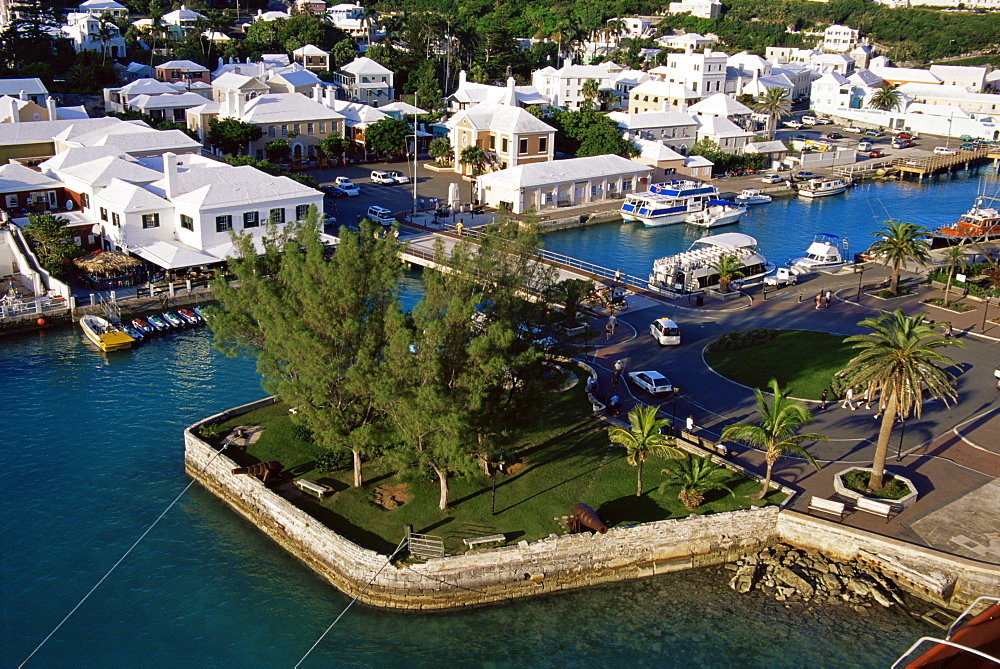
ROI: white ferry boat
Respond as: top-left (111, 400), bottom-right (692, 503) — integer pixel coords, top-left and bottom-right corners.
top-left (620, 181), bottom-right (720, 227)
top-left (797, 177), bottom-right (849, 198)
top-left (648, 232), bottom-right (772, 293)
top-left (686, 199), bottom-right (746, 228)
top-left (788, 233), bottom-right (850, 274)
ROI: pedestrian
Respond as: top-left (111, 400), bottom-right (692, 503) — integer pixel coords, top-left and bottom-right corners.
top-left (355, 213), bottom-right (361, 225)
top-left (614, 359), bottom-right (624, 375)
top-left (814, 292), bottom-right (823, 310)
top-left (862, 389), bottom-right (871, 410)
top-left (944, 322), bottom-right (953, 338)
top-left (585, 376), bottom-right (597, 394)
top-left (614, 268), bottom-right (622, 284)
top-left (456, 220), bottom-right (464, 236)
top-left (824, 289), bottom-right (832, 308)
top-left (685, 415), bottom-right (695, 432)
top-left (609, 395), bottom-right (620, 416)
top-left (841, 387), bottom-right (856, 410)
top-left (608, 313), bottom-right (617, 333)
top-left (820, 389), bottom-right (828, 410)
top-left (605, 321), bottom-right (613, 339)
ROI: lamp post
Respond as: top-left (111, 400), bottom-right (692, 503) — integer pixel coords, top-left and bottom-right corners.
top-left (856, 263), bottom-right (865, 300)
top-left (490, 450), bottom-right (505, 515)
top-left (671, 387), bottom-right (680, 436)
top-left (895, 418), bottom-right (906, 461)
top-left (982, 296), bottom-right (993, 332)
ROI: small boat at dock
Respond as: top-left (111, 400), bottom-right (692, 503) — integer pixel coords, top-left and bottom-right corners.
top-left (735, 189), bottom-right (772, 205)
top-left (685, 200), bottom-right (746, 228)
top-left (162, 311), bottom-right (185, 328)
top-left (788, 233), bottom-right (851, 274)
top-left (147, 314), bottom-right (170, 330)
top-left (797, 177), bottom-right (849, 198)
top-left (131, 318), bottom-right (154, 335)
top-left (79, 314), bottom-right (135, 352)
top-left (178, 308), bottom-right (201, 325)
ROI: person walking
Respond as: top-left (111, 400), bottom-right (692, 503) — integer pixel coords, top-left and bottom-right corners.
top-left (862, 389), bottom-right (872, 410)
top-left (614, 268), bottom-right (622, 284)
top-left (820, 389), bottom-right (828, 410)
top-left (815, 292), bottom-right (823, 310)
top-left (455, 220), bottom-right (464, 236)
top-left (685, 415), bottom-right (695, 433)
top-left (608, 395), bottom-right (620, 416)
top-left (944, 322), bottom-right (953, 338)
top-left (608, 313), bottom-right (617, 334)
top-left (824, 290), bottom-right (832, 308)
top-left (841, 387), bottom-right (856, 410)
top-left (605, 321), bottom-right (613, 340)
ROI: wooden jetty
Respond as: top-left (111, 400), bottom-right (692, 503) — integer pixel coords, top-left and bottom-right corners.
top-left (890, 147), bottom-right (997, 180)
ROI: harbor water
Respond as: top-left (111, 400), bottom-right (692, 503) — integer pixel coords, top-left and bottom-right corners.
top-left (9, 169), bottom-right (997, 667)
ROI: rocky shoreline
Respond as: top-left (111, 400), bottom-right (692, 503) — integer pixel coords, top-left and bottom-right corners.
top-left (726, 543), bottom-right (916, 614)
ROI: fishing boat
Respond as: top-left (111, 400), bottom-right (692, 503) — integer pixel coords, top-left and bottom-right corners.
top-left (178, 308), bottom-right (201, 325)
top-left (620, 181), bottom-right (721, 227)
top-left (797, 177), bottom-right (849, 198)
top-left (735, 189), bottom-right (772, 205)
top-left (788, 233), bottom-right (850, 274)
top-left (686, 200), bottom-right (746, 228)
top-left (162, 311), bottom-right (185, 328)
top-left (79, 314), bottom-right (135, 352)
top-left (131, 317), bottom-right (154, 335)
top-left (648, 232), bottom-right (772, 294)
top-left (933, 195), bottom-right (1000, 246)
top-left (892, 596), bottom-right (999, 668)
top-left (147, 313), bottom-right (170, 330)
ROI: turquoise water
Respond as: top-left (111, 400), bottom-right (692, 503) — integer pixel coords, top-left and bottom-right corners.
top-left (541, 168), bottom-right (1000, 280)
top-left (9, 170), bottom-right (995, 666)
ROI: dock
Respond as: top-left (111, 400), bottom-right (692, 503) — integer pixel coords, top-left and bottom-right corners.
top-left (890, 147), bottom-right (998, 180)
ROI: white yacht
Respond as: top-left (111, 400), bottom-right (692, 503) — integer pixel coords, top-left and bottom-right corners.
top-left (686, 199), bottom-right (746, 228)
top-left (620, 181), bottom-right (721, 227)
top-left (788, 233), bottom-right (850, 274)
top-left (797, 177), bottom-right (849, 198)
top-left (734, 189), bottom-right (772, 205)
top-left (648, 232), bottom-right (772, 293)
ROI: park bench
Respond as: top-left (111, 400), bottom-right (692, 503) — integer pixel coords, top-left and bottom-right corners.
top-left (855, 497), bottom-right (894, 520)
top-left (808, 496), bottom-right (847, 521)
top-left (463, 533), bottom-right (506, 549)
top-left (294, 479), bottom-right (332, 499)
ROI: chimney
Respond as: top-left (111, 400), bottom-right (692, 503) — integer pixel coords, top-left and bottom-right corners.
top-left (458, 70), bottom-right (466, 87)
top-left (163, 152), bottom-right (177, 199)
top-left (19, 90), bottom-right (27, 101)
top-left (234, 89), bottom-right (244, 117)
top-left (313, 83), bottom-right (322, 103)
top-left (685, 43), bottom-right (694, 55)
top-left (704, 47), bottom-right (711, 55)
top-left (562, 57), bottom-right (572, 68)
top-left (217, 56), bottom-right (223, 70)
top-left (45, 97), bottom-right (57, 121)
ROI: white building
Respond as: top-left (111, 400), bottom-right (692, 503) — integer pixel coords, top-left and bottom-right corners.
top-left (336, 57), bottom-right (394, 106)
top-left (447, 70), bottom-right (549, 111)
top-left (0, 78), bottom-right (50, 107)
top-left (896, 83), bottom-right (1000, 116)
top-left (693, 115), bottom-right (755, 154)
top-left (667, 0), bottom-right (721, 19)
top-left (927, 65), bottom-right (988, 93)
top-left (656, 32), bottom-right (718, 51)
top-left (531, 60), bottom-right (623, 111)
top-left (821, 25), bottom-right (859, 53)
top-left (651, 46), bottom-right (729, 99)
top-left (103, 78), bottom-right (190, 113)
top-left (627, 80), bottom-right (699, 114)
top-left (607, 111), bottom-right (699, 154)
top-left (688, 93), bottom-right (754, 131)
top-left (63, 7), bottom-right (126, 57)
top-left (159, 4), bottom-right (206, 39)
top-left (610, 69), bottom-right (652, 110)
top-left (446, 102), bottom-right (556, 174)
top-left (77, 0), bottom-right (128, 18)
top-left (474, 154), bottom-right (651, 214)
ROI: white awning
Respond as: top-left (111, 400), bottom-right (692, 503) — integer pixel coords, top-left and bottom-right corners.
top-left (130, 240), bottom-right (221, 269)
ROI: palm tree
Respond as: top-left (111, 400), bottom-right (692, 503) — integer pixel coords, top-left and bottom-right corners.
top-left (941, 244), bottom-right (968, 307)
top-left (709, 254), bottom-right (745, 293)
top-left (608, 404), bottom-right (683, 497)
top-left (721, 379), bottom-right (827, 499)
top-left (838, 310), bottom-right (963, 491)
top-left (868, 84), bottom-right (902, 112)
top-left (581, 78), bottom-right (600, 108)
top-left (868, 219), bottom-right (932, 295)
top-left (659, 455), bottom-right (733, 510)
top-left (459, 145), bottom-right (486, 175)
top-left (752, 86), bottom-right (791, 139)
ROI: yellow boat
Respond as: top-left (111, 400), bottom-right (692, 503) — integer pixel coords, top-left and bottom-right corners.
top-left (80, 314), bottom-right (134, 352)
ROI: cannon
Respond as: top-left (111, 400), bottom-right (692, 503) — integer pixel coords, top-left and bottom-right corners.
top-left (232, 461), bottom-right (284, 483)
top-left (568, 503), bottom-right (607, 534)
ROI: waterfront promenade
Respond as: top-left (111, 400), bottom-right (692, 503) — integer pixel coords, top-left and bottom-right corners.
top-left (581, 266), bottom-right (999, 565)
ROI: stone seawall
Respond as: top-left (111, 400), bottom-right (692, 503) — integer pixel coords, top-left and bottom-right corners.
top-left (186, 399), bottom-right (1000, 611)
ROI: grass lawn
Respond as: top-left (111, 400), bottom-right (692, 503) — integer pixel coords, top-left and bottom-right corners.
top-left (207, 387), bottom-right (782, 554)
top-left (705, 330), bottom-right (855, 400)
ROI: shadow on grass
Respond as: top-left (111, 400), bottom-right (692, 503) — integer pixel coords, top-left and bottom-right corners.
top-left (495, 463), bottom-right (603, 514)
top-left (316, 476), bottom-right (350, 494)
top-left (296, 501), bottom-right (397, 554)
top-left (597, 494), bottom-right (668, 527)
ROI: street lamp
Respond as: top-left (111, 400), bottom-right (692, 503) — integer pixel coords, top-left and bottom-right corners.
top-left (895, 418), bottom-right (906, 461)
top-left (490, 450), bottom-right (506, 515)
top-left (982, 296), bottom-right (993, 332)
top-left (671, 387), bottom-right (680, 436)
top-left (856, 263), bottom-right (865, 300)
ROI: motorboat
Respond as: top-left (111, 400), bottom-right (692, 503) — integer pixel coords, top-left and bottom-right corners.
top-left (79, 314), bottom-right (135, 352)
top-left (147, 313), bottom-right (170, 330)
top-left (933, 195), bottom-right (1000, 246)
top-left (131, 317), bottom-right (154, 335)
top-left (686, 200), bottom-right (746, 228)
top-left (620, 181), bottom-right (721, 227)
top-left (788, 233), bottom-right (850, 274)
top-left (162, 311), bottom-right (185, 328)
top-left (121, 324), bottom-right (144, 341)
top-left (648, 232), bottom-right (772, 294)
top-left (735, 189), bottom-right (772, 205)
top-left (892, 596), bottom-right (999, 668)
top-left (179, 308), bottom-right (201, 325)
top-left (193, 305), bottom-right (207, 321)
top-left (797, 177), bottom-right (849, 198)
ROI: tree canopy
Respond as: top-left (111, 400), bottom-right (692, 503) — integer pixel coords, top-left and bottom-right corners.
top-left (365, 117), bottom-right (411, 158)
top-left (207, 118), bottom-right (263, 156)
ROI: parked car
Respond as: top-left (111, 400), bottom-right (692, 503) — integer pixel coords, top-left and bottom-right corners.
top-left (894, 132), bottom-right (915, 139)
top-left (761, 173), bottom-right (784, 184)
top-left (764, 267), bottom-right (797, 287)
top-left (868, 150), bottom-right (885, 158)
top-left (960, 142), bottom-right (977, 150)
top-left (628, 370), bottom-right (674, 395)
top-left (322, 214), bottom-right (338, 227)
top-left (387, 170), bottom-right (410, 184)
top-left (793, 170), bottom-right (819, 180)
top-left (366, 205), bottom-right (395, 225)
top-left (934, 146), bottom-right (958, 155)
top-left (843, 126), bottom-right (862, 133)
top-left (826, 132), bottom-right (844, 140)
top-left (863, 129), bottom-right (882, 137)
top-left (784, 120), bottom-right (804, 129)
top-left (649, 317), bottom-right (681, 346)
top-left (891, 139), bottom-right (914, 149)
top-left (801, 115), bottom-right (817, 125)
top-left (370, 170), bottom-right (396, 185)
top-left (858, 140), bottom-right (873, 152)
top-left (814, 117), bottom-right (833, 125)
top-left (334, 176), bottom-right (360, 195)
top-left (794, 133), bottom-right (810, 141)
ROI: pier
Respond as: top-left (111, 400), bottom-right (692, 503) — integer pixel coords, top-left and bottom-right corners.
top-left (890, 147), bottom-right (997, 179)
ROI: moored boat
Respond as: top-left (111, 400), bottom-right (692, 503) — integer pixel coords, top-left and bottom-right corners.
top-left (735, 189), bottom-right (772, 205)
top-left (122, 324), bottom-right (144, 341)
top-left (178, 308), bottom-right (201, 325)
top-left (933, 195), bottom-right (1000, 246)
top-left (131, 317), bottom-right (154, 335)
top-left (686, 200), bottom-right (746, 228)
top-left (162, 311), bottom-right (185, 328)
top-left (892, 596), bottom-right (999, 668)
top-left (79, 314), bottom-right (135, 352)
top-left (620, 181), bottom-right (721, 227)
top-left (648, 232), bottom-right (772, 293)
top-left (147, 314), bottom-right (170, 330)
top-left (193, 305), bottom-right (207, 321)
top-left (797, 177), bottom-right (849, 198)
top-left (788, 233), bottom-right (850, 274)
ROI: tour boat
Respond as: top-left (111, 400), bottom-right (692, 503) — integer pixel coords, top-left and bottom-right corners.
top-left (788, 233), bottom-right (850, 274)
top-left (797, 177), bottom-right (849, 198)
top-left (648, 232), bottom-right (772, 294)
top-left (80, 314), bottom-right (135, 352)
top-left (685, 200), bottom-right (746, 228)
top-left (933, 195), bottom-right (1000, 246)
top-left (147, 313), bottom-right (170, 330)
top-left (620, 181), bottom-right (721, 227)
top-left (735, 189), bottom-right (772, 205)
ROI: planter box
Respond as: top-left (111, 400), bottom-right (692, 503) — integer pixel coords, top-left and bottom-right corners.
top-left (706, 289), bottom-right (742, 301)
top-left (833, 466), bottom-right (918, 512)
top-left (929, 279), bottom-right (967, 297)
top-left (922, 300), bottom-right (975, 315)
top-left (561, 324), bottom-right (587, 337)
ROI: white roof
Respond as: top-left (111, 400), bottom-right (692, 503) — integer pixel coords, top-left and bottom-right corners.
top-left (903, 102), bottom-right (973, 119)
top-left (744, 140), bottom-right (787, 153)
top-left (693, 232), bottom-right (757, 250)
top-left (269, 69), bottom-right (321, 89)
top-left (119, 78), bottom-right (186, 97)
top-left (694, 115), bottom-right (753, 138)
top-left (897, 82), bottom-right (996, 104)
top-left (80, 0), bottom-right (127, 9)
top-left (607, 111), bottom-right (697, 129)
top-left (156, 60), bottom-right (208, 72)
top-left (0, 117), bottom-right (122, 147)
top-left (379, 101), bottom-right (428, 116)
top-left (476, 155), bottom-right (649, 190)
top-left (40, 145), bottom-right (125, 171)
top-left (341, 57), bottom-right (393, 76)
top-left (630, 80), bottom-right (698, 99)
top-left (129, 92), bottom-right (209, 110)
top-left (449, 103), bottom-right (555, 135)
top-left (928, 64), bottom-right (986, 80)
top-left (56, 106), bottom-right (90, 120)
top-left (0, 77), bottom-right (48, 97)
top-left (148, 164), bottom-right (319, 208)
top-left (131, 239), bottom-right (221, 269)
top-left (688, 93), bottom-right (752, 116)
top-left (870, 66), bottom-right (941, 85)
top-left (212, 72), bottom-right (267, 90)
top-left (684, 155), bottom-right (713, 168)
top-left (126, 62), bottom-right (154, 74)
top-left (64, 124), bottom-right (203, 154)
top-left (61, 155), bottom-right (164, 187)
top-left (0, 163), bottom-right (63, 193)
top-left (293, 44), bottom-right (328, 56)
top-left (329, 99), bottom-right (387, 126)
top-left (99, 177), bottom-right (171, 212)
top-left (849, 70), bottom-right (883, 87)
top-left (241, 93), bottom-right (343, 123)
top-left (162, 6), bottom-right (206, 22)
top-left (634, 138), bottom-right (685, 161)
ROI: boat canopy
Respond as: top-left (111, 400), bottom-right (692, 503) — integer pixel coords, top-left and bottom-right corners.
top-left (692, 232), bottom-right (758, 251)
top-left (706, 199), bottom-right (734, 206)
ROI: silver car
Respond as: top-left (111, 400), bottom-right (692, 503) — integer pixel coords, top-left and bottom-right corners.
top-left (628, 370), bottom-right (674, 395)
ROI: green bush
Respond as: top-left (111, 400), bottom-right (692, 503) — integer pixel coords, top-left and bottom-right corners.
top-left (842, 469), bottom-right (912, 500)
top-left (315, 449), bottom-right (352, 472)
top-left (707, 328), bottom-right (778, 352)
top-left (199, 423), bottom-right (224, 438)
top-left (927, 264), bottom-right (1000, 298)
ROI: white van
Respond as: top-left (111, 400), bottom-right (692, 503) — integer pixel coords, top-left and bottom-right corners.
top-left (801, 115), bottom-right (817, 125)
top-left (650, 317), bottom-right (681, 345)
top-left (366, 205), bottom-right (395, 225)
top-left (934, 146), bottom-right (957, 155)
top-left (857, 140), bottom-right (872, 152)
